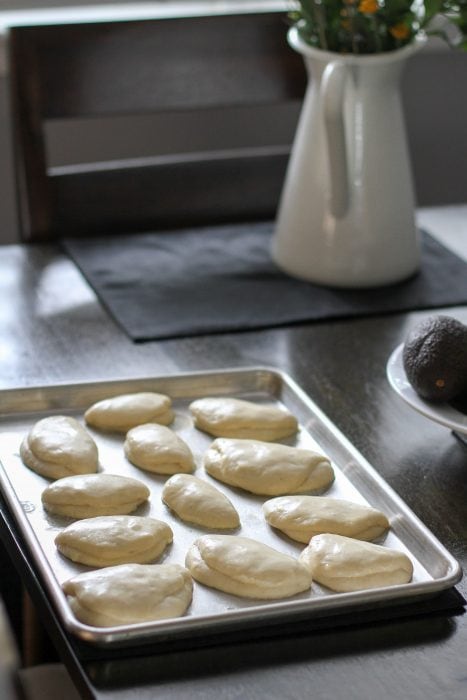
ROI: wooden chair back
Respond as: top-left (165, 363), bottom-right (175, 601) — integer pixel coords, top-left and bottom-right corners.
top-left (8, 11), bottom-right (306, 241)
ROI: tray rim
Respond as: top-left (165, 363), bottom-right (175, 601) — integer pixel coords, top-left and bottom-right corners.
top-left (0, 365), bottom-right (463, 646)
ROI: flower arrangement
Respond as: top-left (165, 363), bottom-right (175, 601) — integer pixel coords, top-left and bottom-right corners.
top-left (291, 0), bottom-right (467, 53)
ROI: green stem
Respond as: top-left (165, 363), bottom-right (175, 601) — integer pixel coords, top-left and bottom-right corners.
top-left (311, 0), bottom-right (328, 50)
top-left (350, 6), bottom-right (359, 53)
top-left (371, 15), bottom-right (383, 51)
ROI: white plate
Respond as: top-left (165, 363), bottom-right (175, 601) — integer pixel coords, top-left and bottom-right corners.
top-left (386, 344), bottom-right (467, 435)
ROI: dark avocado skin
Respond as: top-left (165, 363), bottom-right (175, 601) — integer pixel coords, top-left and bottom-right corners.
top-left (402, 315), bottom-right (467, 402)
top-left (450, 391), bottom-right (467, 415)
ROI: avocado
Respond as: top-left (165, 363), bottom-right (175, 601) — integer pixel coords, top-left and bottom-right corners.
top-left (450, 391), bottom-right (467, 415)
top-left (402, 315), bottom-right (467, 402)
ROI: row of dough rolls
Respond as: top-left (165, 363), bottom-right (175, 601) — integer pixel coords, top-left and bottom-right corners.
top-left (19, 392), bottom-right (413, 628)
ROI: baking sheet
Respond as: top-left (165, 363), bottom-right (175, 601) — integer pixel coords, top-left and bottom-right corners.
top-left (0, 367), bottom-right (462, 646)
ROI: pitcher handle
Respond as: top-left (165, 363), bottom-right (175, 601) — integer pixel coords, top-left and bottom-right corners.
top-left (321, 62), bottom-right (349, 218)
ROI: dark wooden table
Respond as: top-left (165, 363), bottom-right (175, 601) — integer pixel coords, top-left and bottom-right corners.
top-left (1, 207), bottom-right (466, 699)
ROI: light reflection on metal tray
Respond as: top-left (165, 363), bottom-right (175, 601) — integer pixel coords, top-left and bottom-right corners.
top-left (0, 367), bottom-right (462, 647)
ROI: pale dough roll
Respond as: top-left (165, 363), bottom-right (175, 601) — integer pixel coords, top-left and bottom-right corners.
top-left (189, 397), bottom-right (298, 441)
top-left (162, 474), bottom-right (240, 529)
top-left (55, 515), bottom-right (173, 567)
top-left (41, 473), bottom-right (150, 519)
top-left (124, 424), bottom-right (194, 474)
top-left (84, 392), bottom-right (173, 432)
top-left (204, 438), bottom-right (334, 496)
top-left (63, 563), bottom-right (192, 627)
top-left (263, 496), bottom-right (389, 543)
top-left (299, 533), bottom-right (413, 592)
top-left (186, 534), bottom-right (311, 599)
top-left (20, 415), bottom-right (98, 480)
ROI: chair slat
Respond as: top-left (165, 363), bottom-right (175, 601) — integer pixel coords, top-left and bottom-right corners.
top-left (49, 150), bottom-right (292, 237)
top-left (8, 11), bottom-right (307, 241)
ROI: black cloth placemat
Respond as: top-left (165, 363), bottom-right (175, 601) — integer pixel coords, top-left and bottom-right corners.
top-left (63, 222), bottom-right (467, 342)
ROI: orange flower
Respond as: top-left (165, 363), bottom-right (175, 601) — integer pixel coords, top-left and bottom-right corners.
top-left (358, 0), bottom-right (378, 13)
top-left (389, 22), bottom-right (410, 39)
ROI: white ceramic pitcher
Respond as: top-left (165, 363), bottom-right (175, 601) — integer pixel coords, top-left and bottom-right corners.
top-left (272, 28), bottom-right (425, 288)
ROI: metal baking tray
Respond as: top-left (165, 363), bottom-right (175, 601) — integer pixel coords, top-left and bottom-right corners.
top-left (0, 367), bottom-right (462, 646)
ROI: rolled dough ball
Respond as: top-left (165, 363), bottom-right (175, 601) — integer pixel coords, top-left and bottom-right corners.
top-left (42, 473), bottom-right (150, 519)
top-left (189, 397), bottom-right (298, 441)
top-left (55, 515), bottom-right (173, 567)
top-left (20, 415), bottom-right (98, 480)
top-left (263, 495), bottom-right (389, 543)
top-left (63, 563), bottom-right (192, 627)
top-left (124, 424), bottom-right (194, 474)
top-left (204, 438), bottom-right (334, 496)
top-left (84, 392), bottom-right (173, 432)
top-left (162, 474), bottom-right (240, 529)
top-left (299, 533), bottom-right (413, 592)
top-left (186, 534), bottom-right (311, 599)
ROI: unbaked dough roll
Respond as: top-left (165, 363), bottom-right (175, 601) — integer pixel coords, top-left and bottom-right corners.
top-left (63, 563), bottom-right (192, 627)
top-left (162, 474), bottom-right (240, 529)
top-left (124, 424), bottom-right (194, 474)
top-left (204, 438), bottom-right (334, 496)
top-left (84, 392), bottom-right (173, 432)
top-left (189, 397), bottom-right (298, 441)
top-left (186, 534), bottom-right (312, 599)
top-left (55, 515), bottom-right (173, 567)
top-left (20, 415), bottom-right (98, 480)
top-left (263, 496), bottom-right (389, 543)
top-left (299, 533), bottom-right (413, 592)
top-left (42, 473), bottom-right (150, 519)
